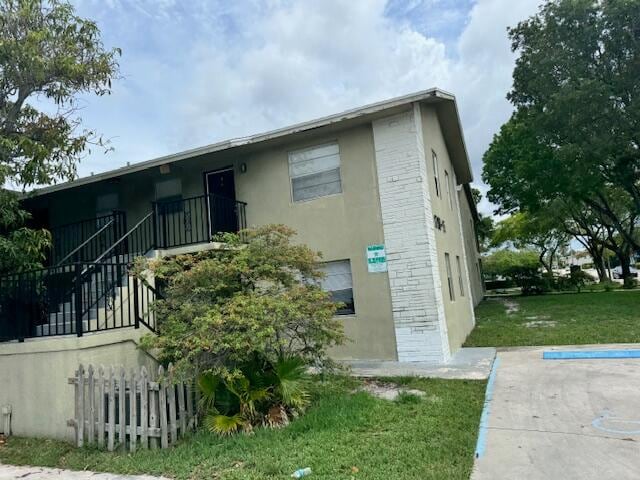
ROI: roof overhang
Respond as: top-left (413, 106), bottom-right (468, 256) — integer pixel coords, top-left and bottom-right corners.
top-left (463, 183), bottom-right (480, 222)
top-left (27, 87), bottom-right (473, 197)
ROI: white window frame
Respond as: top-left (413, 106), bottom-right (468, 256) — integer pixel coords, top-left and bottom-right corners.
top-left (318, 259), bottom-right (355, 315)
top-left (288, 142), bottom-right (342, 203)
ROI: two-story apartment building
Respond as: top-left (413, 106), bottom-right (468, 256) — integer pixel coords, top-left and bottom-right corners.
top-left (0, 88), bottom-right (484, 440)
top-left (12, 88), bottom-right (483, 365)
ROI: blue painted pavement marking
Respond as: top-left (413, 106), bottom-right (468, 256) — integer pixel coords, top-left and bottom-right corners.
top-left (474, 356), bottom-right (500, 459)
top-left (543, 350), bottom-right (640, 360)
top-left (592, 410), bottom-right (640, 436)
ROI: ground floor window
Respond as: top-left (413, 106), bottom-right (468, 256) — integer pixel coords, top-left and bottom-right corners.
top-left (319, 260), bottom-right (355, 315)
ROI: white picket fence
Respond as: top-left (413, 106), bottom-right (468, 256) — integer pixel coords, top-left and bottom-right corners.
top-left (68, 363), bottom-right (197, 451)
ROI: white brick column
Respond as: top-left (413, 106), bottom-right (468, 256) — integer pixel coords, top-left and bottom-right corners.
top-left (372, 103), bottom-right (450, 363)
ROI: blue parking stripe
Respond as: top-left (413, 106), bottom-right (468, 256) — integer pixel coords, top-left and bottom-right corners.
top-left (543, 350), bottom-right (640, 360)
top-left (475, 356), bottom-right (500, 458)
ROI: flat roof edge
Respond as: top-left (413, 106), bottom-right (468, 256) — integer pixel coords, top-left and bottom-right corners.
top-left (27, 87), bottom-right (462, 197)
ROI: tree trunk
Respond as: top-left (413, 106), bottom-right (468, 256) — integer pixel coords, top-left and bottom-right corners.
top-left (617, 252), bottom-right (632, 280)
top-left (594, 258), bottom-right (607, 282)
top-left (588, 247), bottom-right (607, 282)
top-left (538, 249), bottom-right (553, 277)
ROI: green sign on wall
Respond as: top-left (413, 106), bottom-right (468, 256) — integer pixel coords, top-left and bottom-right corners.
top-left (367, 244), bottom-right (387, 273)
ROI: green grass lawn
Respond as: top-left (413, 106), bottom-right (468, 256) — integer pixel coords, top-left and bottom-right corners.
top-left (0, 376), bottom-right (485, 480)
top-left (465, 290), bottom-right (640, 347)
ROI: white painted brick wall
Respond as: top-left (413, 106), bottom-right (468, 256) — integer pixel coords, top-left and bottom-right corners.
top-left (372, 104), bottom-right (450, 363)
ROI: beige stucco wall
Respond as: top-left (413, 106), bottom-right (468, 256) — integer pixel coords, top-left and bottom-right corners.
top-left (458, 189), bottom-right (484, 306)
top-left (22, 109), bottom-right (481, 361)
top-left (26, 125), bottom-right (397, 361)
top-left (234, 125), bottom-right (397, 360)
top-left (420, 105), bottom-right (475, 354)
top-left (0, 327), bottom-right (157, 441)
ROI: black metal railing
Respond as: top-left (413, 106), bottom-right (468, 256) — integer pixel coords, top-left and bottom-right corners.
top-left (49, 211), bottom-right (126, 265)
top-left (93, 212), bottom-right (155, 266)
top-left (0, 261), bottom-right (157, 342)
top-left (153, 193), bottom-right (247, 249)
top-left (0, 193), bottom-right (249, 342)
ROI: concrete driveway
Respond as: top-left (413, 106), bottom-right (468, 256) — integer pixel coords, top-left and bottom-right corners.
top-left (472, 345), bottom-right (640, 480)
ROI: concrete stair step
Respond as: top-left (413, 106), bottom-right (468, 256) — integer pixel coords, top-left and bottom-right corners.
top-left (35, 320), bottom-right (89, 336)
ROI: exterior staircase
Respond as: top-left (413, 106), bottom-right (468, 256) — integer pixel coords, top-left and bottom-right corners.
top-left (0, 213), bottom-right (158, 342)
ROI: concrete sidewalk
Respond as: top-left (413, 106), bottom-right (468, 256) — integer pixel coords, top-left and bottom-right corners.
top-left (0, 464), bottom-right (170, 479)
top-left (472, 344), bottom-right (640, 480)
top-left (344, 347), bottom-right (496, 379)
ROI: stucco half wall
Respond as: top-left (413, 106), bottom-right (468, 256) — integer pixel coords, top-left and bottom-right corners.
top-left (0, 327), bottom-right (158, 441)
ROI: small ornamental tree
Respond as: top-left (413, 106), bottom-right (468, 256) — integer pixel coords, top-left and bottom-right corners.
top-left (138, 224), bottom-right (345, 373)
top-left (137, 225), bottom-right (346, 434)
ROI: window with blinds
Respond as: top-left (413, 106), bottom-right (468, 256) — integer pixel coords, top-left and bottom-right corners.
top-left (319, 260), bottom-right (355, 315)
top-left (288, 142), bottom-right (342, 202)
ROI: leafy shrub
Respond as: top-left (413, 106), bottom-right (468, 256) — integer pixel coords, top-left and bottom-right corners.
top-left (136, 225), bottom-right (347, 434)
top-left (556, 270), bottom-right (595, 292)
top-left (623, 277), bottom-right (638, 290)
top-left (602, 281), bottom-right (617, 292)
top-left (137, 225), bottom-right (345, 372)
top-left (483, 250), bottom-right (544, 295)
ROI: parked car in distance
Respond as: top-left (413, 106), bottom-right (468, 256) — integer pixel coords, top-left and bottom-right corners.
top-left (612, 266), bottom-right (639, 279)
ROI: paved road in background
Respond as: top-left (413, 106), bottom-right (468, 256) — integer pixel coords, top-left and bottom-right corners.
top-left (472, 345), bottom-right (640, 480)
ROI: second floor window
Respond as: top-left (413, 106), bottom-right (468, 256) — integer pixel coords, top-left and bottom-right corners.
top-left (445, 170), bottom-right (453, 210)
top-left (289, 142), bottom-right (342, 202)
top-left (432, 150), bottom-right (441, 198)
top-left (155, 178), bottom-right (183, 214)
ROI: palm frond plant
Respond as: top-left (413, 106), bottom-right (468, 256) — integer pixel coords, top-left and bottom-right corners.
top-left (272, 356), bottom-right (310, 413)
top-left (196, 354), bottom-right (311, 436)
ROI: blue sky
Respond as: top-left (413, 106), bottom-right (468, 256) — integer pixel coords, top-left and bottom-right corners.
top-left (68, 0), bottom-right (543, 215)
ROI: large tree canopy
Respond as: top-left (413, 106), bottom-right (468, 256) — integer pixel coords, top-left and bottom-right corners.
top-left (508, 0), bottom-right (640, 199)
top-left (492, 212), bottom-right (570, 275)
top-left (483, 0), bottom-right (640, 278)
top-left (0, 0), bottom-right (119, 273)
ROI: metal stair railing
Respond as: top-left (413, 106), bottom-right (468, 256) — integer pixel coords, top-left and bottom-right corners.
top-left (0, 211), bottom-right (159, 342)
top-left (55, 219), bottom-right (115, 266)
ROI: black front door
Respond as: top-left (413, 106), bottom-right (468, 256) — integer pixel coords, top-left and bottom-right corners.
top-left (205, 168), bottom-right (238, 235)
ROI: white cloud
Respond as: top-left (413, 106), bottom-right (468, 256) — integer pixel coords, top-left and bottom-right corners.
top-left (70, 0), bottom-right (542, 216)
